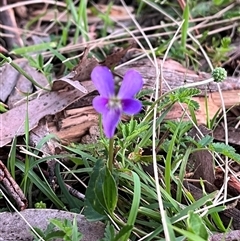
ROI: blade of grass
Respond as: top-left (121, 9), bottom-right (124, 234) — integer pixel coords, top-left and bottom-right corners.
top-left (172, 226), bottom-right (206, 241)
top-left (7, 136), bottom-right (17, 179)
top-left (10, 42), bottom-right (57, 55)
top-left (55, 163), bottom-right (82, 211)
top-left (165, 123), bottom-right (181, 195)
top-left (16, 160), bottom-right (66, 209)
top-left (181, 2), bottom-right (189, 52)
top-left (121, 171), bottom-right (141, 241)
top-left (176, 148), bottom-right (192, 202)
top-left (76, 0), bottom-right (89, 42)
top-left (23, 98), bottom-right (30, 195)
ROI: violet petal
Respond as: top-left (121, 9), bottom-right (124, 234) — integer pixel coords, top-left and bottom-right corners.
top-left (93, 96), bottom-right (109, 114)
top-left (102, 109), bottom-right (121, 138)
top-left (118, 70), bottom-right (143, 99)
top-left (122, 99), bottom-right (142, 115)
top-left (91, 66), bottom-right (115, 97)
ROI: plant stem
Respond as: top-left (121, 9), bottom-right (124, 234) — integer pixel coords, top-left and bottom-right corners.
top-left (108, 138), bottom-right (114, 172)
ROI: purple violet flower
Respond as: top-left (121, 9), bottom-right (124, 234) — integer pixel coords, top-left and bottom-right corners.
top-left (91, 66), bottom-right (143, 138)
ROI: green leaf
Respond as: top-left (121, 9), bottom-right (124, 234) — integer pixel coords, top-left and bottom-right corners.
top-left (72, 216), bottom-right (83, 241)
top-left (45, 230), bottom-right (66, 240)
top-left (213, 0), bottom-right (225, 6)
top-left (100, 222), bottom-right (115, 241)
top-left (50, 218), bottom-right (66, 230)
top-left (198, 135), bottom-right (213, 146)
top-left (84, 159), bottom-right (108, 221)
top-left (187, 211), bottom-right (209, 240)
top-left (165, 120), bottom-right (182, 194)
top-left (37, 54), bottom-right (44, 69)
top-left (173, 226), bottom-right (206, 241)
top-left (169, 88), bottom-right (201, 110)
top-left (0, 102), bottom-right (7, 112)
top-left (32, 227), bottom-right (46, 240)
top-left (210, 142), bottom-right (240, 161)
top-left (103, 167), bottom-right (118, 214)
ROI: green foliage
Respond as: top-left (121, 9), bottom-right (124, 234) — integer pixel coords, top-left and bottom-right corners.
top-left (187, 211), bottom-right (209, 240)
top-left (55, 163), bottom-right (82, 212)
top-left (34, 201), bottom-right (47, 209)
top-left (66, 0), bottom-right (89, 42)
top-left (165, 121), bottom-right (183, 194)
top-left (32, 217), bottom-right (83, 241)
top-left (118, 119), bottom-right (149, 150)
top-left (0, 102), bottom-right (7, 113)
top-left (100, 222), bottom-right (133, 241)
top-left (4, 0), bottom-right (239, 239)
top-left (50, 218), bottom-right (83, 241)
top-left (198, 135), bottom-right (213, 147)
top-left (210, 37), bottom-right (233, 65)
top-left (210, 142), bottom-right (240, 161)
top-left (84, 159), bottom-right (118, 221)
top-left (168, 88), bottom-right (201, 110)
top-left (213, 0), bottom-right (231, 6)
top-left (191, 2), bottom-right (214, 17)
top-left (121, 171), bottom-right (141, 241)
top-left (24, 54), bottom-right (53, 84)
top-left (10, 42), bottom-right (57, 55)
top-left (16, 160), bottom-right (66, 209)
top-left (191, 134), bottom-right (240, 162)
top-left (97, 2), bottom-right (114, 37)
top-left (181, 2), bottom-right (189, 52)
top-left (100, 223), bottom-right (116, 241)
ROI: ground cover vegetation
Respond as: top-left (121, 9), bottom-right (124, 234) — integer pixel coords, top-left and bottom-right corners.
top-left (0, 0), bottom-right (240, 240)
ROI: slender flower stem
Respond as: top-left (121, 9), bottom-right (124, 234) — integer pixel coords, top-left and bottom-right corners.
top-left (108, 138), bottom-right (114, 173)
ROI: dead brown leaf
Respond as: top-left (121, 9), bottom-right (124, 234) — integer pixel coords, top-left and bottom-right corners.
top-left (72, 44), bottom-right (133, 82)
top-left (52, 72), bottom-right (88, 93)
top-left (0, 61), bottom-right (27, 102)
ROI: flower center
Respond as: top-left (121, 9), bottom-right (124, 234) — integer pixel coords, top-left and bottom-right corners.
top-left (108, 97), bottom-right (122, 110)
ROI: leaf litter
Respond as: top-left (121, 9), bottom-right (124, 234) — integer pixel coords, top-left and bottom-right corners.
top-left (1, 44), bottom-right (134, 147)
top-left (1, 1), bottom-right (240, 240)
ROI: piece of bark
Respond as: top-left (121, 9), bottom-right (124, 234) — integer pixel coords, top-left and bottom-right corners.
top-left (214, 167), bottom-right (240, 197)
top-left (0, 160), bottom-right (27, 210)
top-left (115, 58), bottom-right (240, 124)
top-left (0, 81), bottom-right (95, 147)
top-left (48, 106), bottom-right (98, 144)
top-left (214, 126), bottom-right (240, 146)
top-left (115, 58), bottom-right (240, 93)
